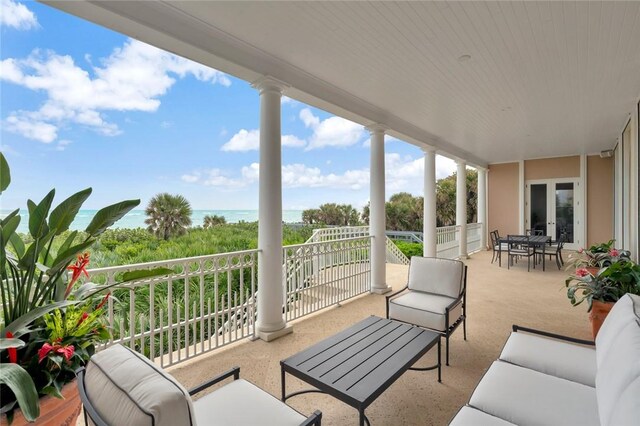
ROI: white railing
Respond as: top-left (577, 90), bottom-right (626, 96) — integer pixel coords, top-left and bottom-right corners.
top-left (87, 250), bottom-right (258, 368)
top-left (283, 236), bottom-right (372, 322)
top-left (467, 223), bottom-right (483, 254)
top-left (386, 238), bottom-right (411, 265)
top-left (436, 225), bottom-right (460, 259)
top-left (385, 230), bottom-right (423, 243)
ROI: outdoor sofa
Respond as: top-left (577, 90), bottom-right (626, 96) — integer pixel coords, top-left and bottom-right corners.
top-left (450, 293), bottom-right (640, 425)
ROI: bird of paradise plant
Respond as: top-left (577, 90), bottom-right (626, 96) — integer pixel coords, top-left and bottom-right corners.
top-left (0, 153), bottom-right (171, 423)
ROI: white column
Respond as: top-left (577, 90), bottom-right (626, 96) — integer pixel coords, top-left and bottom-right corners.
top-left (368, 124), bottom-right (391, 294)
top-left (518, 160), bottom-right (525, 234)
top-left (478, 168), bottom-right (488, 250)
top-left (423, 148), bottom-right (437, 257)
top-left (456, 160), bottom-right (468, 259)
top-left (252, 76), bottom-right (291, 341)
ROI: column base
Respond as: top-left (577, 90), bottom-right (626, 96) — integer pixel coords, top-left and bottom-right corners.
top-left (371, 285), bottom-right (392, 294)
top-left (257, 324), bottom-right (293, 342)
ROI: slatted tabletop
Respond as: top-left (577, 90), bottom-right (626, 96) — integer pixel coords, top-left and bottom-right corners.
top-left (281, 316), bottom-right (440, 425)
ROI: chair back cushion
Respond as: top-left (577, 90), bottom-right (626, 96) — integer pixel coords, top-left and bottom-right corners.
top-left (595, 294), bottom-right (640, 426)
top-left (407, 257), bottom-right (465, 298)
top-left (83, 344), bottom-right (196, 426)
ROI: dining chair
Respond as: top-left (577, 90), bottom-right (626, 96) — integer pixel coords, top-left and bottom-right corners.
top-left (507, 235), bottom-right (536, 272)
top-left (544, 235), bottom-right (566, 270)
top-left (490, 230), bottom-right (507, 265)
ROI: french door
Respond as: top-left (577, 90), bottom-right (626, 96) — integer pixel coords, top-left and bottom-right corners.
top-left (525, 179), bottom-right (582, 250)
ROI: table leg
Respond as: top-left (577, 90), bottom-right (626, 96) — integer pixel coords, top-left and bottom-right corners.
top-left (542, 243), bottom-right (546, 271)
top-left (281, 368), bottom-right (286, 401)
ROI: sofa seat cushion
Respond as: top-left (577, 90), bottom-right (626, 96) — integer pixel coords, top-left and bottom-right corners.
top-left (449, 406), bottom-right (516, 426)
top-left (193, 379), bottom-right (305, 426)
top-left (499, 331), bottom-right (596, 387)
top-left (469, 361), bottom-right (599, 426)
top-left (85, 344), bottom-right (195, 426)
top-left (388, 291), bottom-right (462, 332)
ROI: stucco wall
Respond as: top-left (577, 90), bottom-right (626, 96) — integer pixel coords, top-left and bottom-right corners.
top-left (488, 162), bottom-right (519, 236)
top-left (524, 156), bottom-right (580, 180)
top-left (587, 155), bottom-right (614, 247)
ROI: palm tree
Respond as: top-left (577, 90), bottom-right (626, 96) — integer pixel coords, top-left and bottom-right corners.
top-left (144, 193), bottom-right (193, 240)
top-left (203, 214), bottom-right (226, 228)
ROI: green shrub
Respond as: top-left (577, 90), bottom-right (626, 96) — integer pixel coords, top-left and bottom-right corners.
top-left (393, 240), bottom-right (423, 259)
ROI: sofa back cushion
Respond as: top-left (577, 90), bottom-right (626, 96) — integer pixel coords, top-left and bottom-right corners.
top-left (608, 376), bottom-right (640, 426)
top-left (595, 294), bottom-right (640, 426)
top-left (596, 294), bottom-right (636, 367)
top-left (408, 257), bottom-right (465, 299)
top-left (84, 344), bottom-right (196, 426)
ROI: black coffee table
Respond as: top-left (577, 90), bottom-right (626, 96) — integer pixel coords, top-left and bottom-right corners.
top-left (281, 316), bottom-right (441, 426)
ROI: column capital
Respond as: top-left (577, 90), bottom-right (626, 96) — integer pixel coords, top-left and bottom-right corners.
top-left (421, 146), bottom-right (437, 154)
top-left (365, 123), bottom-right (387, 135)
top-left (455, 158), bottom-right (467, 166)
top-left (251, 75), bottom-right (289, 95)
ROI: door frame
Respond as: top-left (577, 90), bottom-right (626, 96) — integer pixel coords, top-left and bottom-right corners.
top-left (525, 178), bottom-right (584, 250)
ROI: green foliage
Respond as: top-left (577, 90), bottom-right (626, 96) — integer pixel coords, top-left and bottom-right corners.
top-left (393, 241), bottom-right (423, 259)
top-left (302, 203), bottom-right (361, 226)
top-left (203, 214), bottom-right (226, 228)
top-left (145, 193), bottom-right (193, 240)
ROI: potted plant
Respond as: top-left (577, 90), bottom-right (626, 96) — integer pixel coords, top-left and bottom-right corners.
top-left (565, 240), bottom-right (631, 275)
top-left (0, 153), bottom-right (170, 425)
top-left (566, 259), bottom-right (640, 338)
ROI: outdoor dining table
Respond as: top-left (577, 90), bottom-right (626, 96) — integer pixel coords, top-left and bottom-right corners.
top-left (280, 316), bottom-right (441, 426)
top-left (498, 234), bottom-right (552, 271)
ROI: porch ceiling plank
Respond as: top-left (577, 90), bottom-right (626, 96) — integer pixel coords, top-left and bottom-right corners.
top-left (41, 1), bottom-right (640, 165)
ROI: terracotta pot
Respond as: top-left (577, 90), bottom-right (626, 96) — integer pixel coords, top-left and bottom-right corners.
top-left (586, 266), bottom-right (600, 276)
top-left (589, 300), bottom-right (615, 339)
top-left (1, 380), bottom-right (82, 426)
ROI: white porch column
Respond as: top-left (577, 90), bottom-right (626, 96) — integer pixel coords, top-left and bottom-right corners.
top-left (423, 148), bottom-right (437, 257)
top-left (252, 76), bottom-right (291, 341)
top-left (456, 160), bottom-right (468, 259)
top-left (477, 168), bottom-right (488, 250)
top-left (368, 124), bottom-right (391, 294)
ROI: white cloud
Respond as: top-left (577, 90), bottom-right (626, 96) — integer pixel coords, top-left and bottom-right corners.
top-left (160, 120), bottom-right (173, 129)
top-left (436, 156), bottom-right (457, 179)
top-left (221, 129), bottom-right (305, 151)
top-left (4, 114), bottom-right (57, 143)
top-left (0, 39), bottom-right (230, 143)
top-left (299, 108), bottom-right (365, 150)
top-left (0, 0), bottom-right (38, 30)
top-left (55, 139), bottom-right (72, 151)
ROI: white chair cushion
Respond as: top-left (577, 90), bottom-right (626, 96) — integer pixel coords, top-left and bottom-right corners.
top-left (595, 294), bottom-right (638, 367)
top-left (608, 376), bottom-right (640, 426)
top-left (595, 311), bottom-right (640, 426)
top-left (408, 257), bottom-right (464, 299)
top-left (85, 344), bottom-right (195, 426)
top-left (388, 291), bottom-right (462, 332)
top-left (499, 332), bottom-right (596, 387)
top-left (193, 379), bottom-right (305, 426)
top-left (449, 406), bottom-right (516, 426)
top-left (469, 361), bottom-right (599, 426)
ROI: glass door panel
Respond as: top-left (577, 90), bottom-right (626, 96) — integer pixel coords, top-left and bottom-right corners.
top-left (530, 184), bottom-right (548, 236)
top-left (554, 182), bottom-right (574, 243)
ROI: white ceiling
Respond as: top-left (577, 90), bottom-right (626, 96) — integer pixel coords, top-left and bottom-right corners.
top-left (45, 1), bottom-right (640, 165)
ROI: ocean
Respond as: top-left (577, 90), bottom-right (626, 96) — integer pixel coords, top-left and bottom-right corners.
top-left (2, 209), bottom-right (304, 235)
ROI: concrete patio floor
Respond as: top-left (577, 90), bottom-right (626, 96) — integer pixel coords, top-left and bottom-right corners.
top-left (169, 250), bottom-right (591, 426)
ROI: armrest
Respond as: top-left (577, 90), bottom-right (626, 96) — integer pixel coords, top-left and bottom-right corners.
top-left (75, 367), bottom-right (110, 426)
top-left (188, 366), bottom-right (241, 396)
top-left (512, 325), bottom-right (595, 346)
top-left (386, 285), bottom-right (408, 318)
top-left (299, 410), bottom-right (323, 426)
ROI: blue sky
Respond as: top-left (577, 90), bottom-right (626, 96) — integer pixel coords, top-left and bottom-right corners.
top-left (1, 0), bottom-right (457, 211)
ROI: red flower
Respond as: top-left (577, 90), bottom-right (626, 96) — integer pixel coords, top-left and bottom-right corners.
top-left (39, 341), bottom-right (75, 364)
top-left (65, 252), bottom-right (90, 298)
top-left (5, 332), bottom-right (18, 363)
top-left (77, 312), bottom-right (89, 325)
top-left (575, 268), bottom-right (590, 278)
top-left (609, 248), bottom-right (620, 257)
top-left (578, 248), bottom-right (584, 254)
top-left (96, 292), bottom-right (110, 310)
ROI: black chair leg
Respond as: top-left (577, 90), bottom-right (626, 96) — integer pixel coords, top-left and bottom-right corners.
top-left (446, 335), bottom-right (450, 366)
top-left (556, 254), bottom-right (561, 270)
top-left (463, 319), bottom-right (467, 340)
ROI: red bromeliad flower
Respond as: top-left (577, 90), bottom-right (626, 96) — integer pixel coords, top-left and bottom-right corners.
top-left (575, 268), bottom-right (590, 278)
top-left (609, 248), bottom-right (620, 257)
top-left (65, 252), bottom-right (90, 298)
top-left (77, 312), bottom-right (89, 325)
top-left (38, 340), bottom-right (75, 364)
top-left (6, 332), bottom-right (18, 363)
top-left (96, 292), bottom-right (110, 310)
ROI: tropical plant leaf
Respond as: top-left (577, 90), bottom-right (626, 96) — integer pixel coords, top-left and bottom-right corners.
top-left (57, 230), bottom-right (78, 257)
top-left (29, 189), bottom-right (55, 239)
top-left (9, 233), bottom-right (25, 258)
top-left (0, 208), bottom-right (19, 227)
top-left (0, 364), bottom-right (40, 422)
top-left (2, 300), bottom-right (79, 335)
top-left (18, 229), bottom-right (56, 269)
top-left (0, 213), bottom-right (20, 249)
top-left (0, 337), bottom-right (26, 350)
top-left (120, 267), bottom-right (173, 283)
top-left (0, 152), bottom-right (10, 194)
top-left (85, 199), bottom-right (140, 237)
top-left (48, 188), bottom-right (92, 236)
